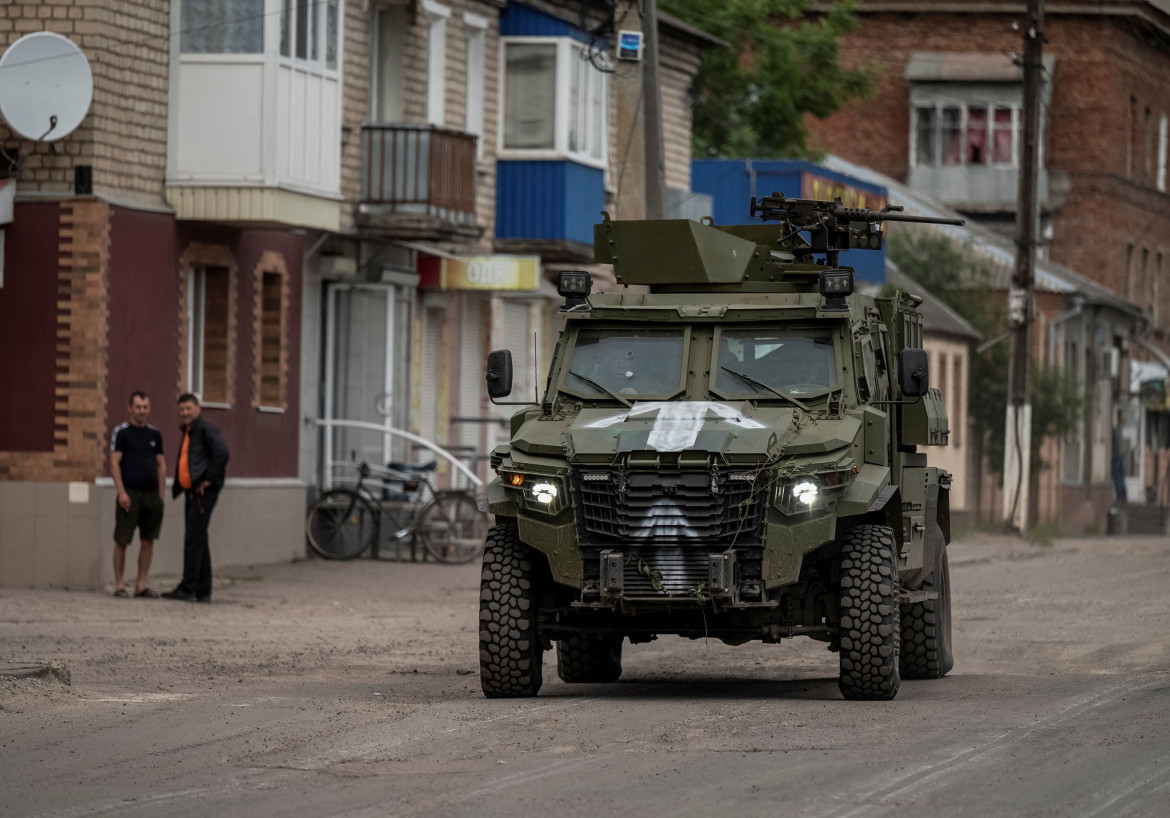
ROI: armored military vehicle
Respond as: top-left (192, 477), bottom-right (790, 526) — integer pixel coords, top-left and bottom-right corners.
top-left (480, 195), bottom-right (963, 701)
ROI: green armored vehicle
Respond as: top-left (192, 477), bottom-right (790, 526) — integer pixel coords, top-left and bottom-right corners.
top-left (479, 195), bottom-right (962, 701)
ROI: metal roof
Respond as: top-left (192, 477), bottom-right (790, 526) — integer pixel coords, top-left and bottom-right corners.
top-left (819, 155), bottom-right (1145, 320)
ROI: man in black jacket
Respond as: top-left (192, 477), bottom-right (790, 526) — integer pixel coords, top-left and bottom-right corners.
top-left (163, 394), bottom-right (230, 603)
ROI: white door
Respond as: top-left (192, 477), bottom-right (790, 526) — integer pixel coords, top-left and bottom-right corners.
top-left (323, 283), bottom-right (411, 486)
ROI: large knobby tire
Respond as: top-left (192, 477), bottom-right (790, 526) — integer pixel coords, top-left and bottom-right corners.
top-left (479, 523), bottom-right (544, 698)
top-left (838, 524), bottom-right (902, 701)
top-left (556, 634), bottom-right (623, 683)
top-left (900, 525), bottom-right (954, 680)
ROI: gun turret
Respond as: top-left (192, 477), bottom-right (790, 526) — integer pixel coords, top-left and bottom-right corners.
top-left (750, 194), bottom-right (965, 266)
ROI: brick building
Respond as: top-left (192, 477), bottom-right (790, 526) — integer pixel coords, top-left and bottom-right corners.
top-left (0, 0), bottom-right (713, 588)
top-left (804, 0), bottom-right (1170, 521)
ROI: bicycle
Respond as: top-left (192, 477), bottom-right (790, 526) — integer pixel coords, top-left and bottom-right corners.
top-left (305, 460), bottom-right (487, 564)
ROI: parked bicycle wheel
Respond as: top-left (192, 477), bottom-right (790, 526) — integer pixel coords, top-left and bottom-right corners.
top-left (305, 489), bottom-right (378, 560)
top-left (416, 491), bottom-right (488, 564)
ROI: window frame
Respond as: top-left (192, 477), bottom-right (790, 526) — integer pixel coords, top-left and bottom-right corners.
top-left (424, 0), bottom-right (451, 126)
top-left (179, 244), bottom-right (238, 409)
top-left (498, 36), bottom-right (609, 169)
top-left (279, 0), bottom-right (342, 75)
top-left (557, 324), bottom-right (690, 402)
top-left (911, 102), bottom-right (1020, 169)
top-left (708, 325), bottom-right (840, 402)
top-left (464, 12), bottom-right (488, 159)
top-left (252, 252), bottom-right (291, 411)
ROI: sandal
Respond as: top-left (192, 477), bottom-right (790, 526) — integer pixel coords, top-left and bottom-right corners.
top-left (113, 588), bottom-right (129, 598)
top-left (134, 588), bottom-right (160, 598)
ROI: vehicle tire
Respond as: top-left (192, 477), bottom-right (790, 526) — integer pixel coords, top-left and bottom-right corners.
top-left (479, 522), bottom-right (544, 698)
top-left (900, 525), bottom-right (954, 680)
top-left (837, 523), bottom-right (901, 701)
top-left (556, 634), bottom-right (623, 683)
top-left (305, 489), bottom-right (378, 560)
top-left (418, 491), bottom-right (488, 564)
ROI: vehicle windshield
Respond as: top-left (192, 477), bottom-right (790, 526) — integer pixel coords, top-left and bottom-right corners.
top-left (564, 328), bottom-right (686, 399)
top-left (715, 329), bottom-right (836, 397)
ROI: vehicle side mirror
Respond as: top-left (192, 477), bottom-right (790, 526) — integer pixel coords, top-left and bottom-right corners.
top-left (899, 348), bottom-right (929, 397)
top-left (486, 350), bottom-right (513, 399)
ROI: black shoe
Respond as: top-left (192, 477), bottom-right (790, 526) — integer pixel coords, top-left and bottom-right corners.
top-left (161, 589), bottom-right (196, 601)
top-left (195, 596), bottom-right (212, 604)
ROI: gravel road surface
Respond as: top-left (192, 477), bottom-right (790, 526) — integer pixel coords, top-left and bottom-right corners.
top-left (1, 532), bottom-right (1168, 817)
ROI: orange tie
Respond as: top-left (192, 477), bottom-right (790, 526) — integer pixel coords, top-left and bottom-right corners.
top-left (178, 430), bottom-right (192, 490)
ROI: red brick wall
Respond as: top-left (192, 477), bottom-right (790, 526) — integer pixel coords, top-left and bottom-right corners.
top-left (106, 207), bottom-right (180, 448)
top-left (0, 204), bottom-right (59, 452)
top-left (0, 199), bottom-right (112, 481)
top-left (806, 10), bottom-right (1170, 347)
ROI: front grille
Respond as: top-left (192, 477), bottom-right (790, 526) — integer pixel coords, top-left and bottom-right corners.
top-left (573, 468), bottom-right (765, 544)
top-left (621, 547), bottom-right (711, 596)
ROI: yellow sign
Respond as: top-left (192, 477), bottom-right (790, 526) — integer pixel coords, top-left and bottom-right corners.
top-left (441, 255), bottom-right (540, 291)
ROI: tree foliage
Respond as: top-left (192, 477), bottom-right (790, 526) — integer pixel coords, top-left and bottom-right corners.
top-left (660, 0), bottom-right (874, 158)
top-left (887, 230), bottom-right (1083, 479)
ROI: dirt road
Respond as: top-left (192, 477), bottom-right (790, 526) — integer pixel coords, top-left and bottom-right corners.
top-left (2, 532), bottom-right (1168, 817)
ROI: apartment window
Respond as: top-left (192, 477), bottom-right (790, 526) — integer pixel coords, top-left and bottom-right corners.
top-left (1145, 107), bottom-right (1154, 174)
top-left (188, 266), bottom-right (231, 404)
top-left (913, 104), bottom-right (1017, 167)
top-left (253, 257), bottom-right (289, 410)
top-left (1158, 114), bottom-right (1167, 192)
top-left (1126, 243), bottom-right (1135, 301)
top-left (501, 38), bottom-right (609, 166)
top-left (182, 0), bottom-right (264, 53)
top-left (280, 0), bottom-right (340, 69)
top-left (465, 13), bottom-right (488, 158)
top-left (424, 1), bottom-right (451, 125)
top-left (952, 355), bottom-right (962, 449)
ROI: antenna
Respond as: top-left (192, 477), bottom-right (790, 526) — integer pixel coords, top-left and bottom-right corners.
top-left (0, 32), bottom-right (93, 142)
top-left (532, 331), bottom-right (538, 404)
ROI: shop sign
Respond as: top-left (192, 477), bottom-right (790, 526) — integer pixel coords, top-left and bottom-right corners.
top-left (1140, 378), bottom-right (1169, 412)
top-left (801, 173), bottom-right (887, 212)
top-left (440, 255), bottom-right (541, 291)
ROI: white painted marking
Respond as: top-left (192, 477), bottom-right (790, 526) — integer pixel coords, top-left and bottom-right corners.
top-left (585, 402), bottom-right (766, 452)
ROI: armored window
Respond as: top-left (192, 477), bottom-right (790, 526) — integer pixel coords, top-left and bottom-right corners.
top-left (713, 329), bottom-right (837, 399)
top-left (562, 328), bottom-right (686, 400)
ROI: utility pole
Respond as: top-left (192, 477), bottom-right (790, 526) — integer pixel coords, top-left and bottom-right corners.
top-left (642, 0), bottom-right (666, 220)
top-left (1002, 0), bottom-right (1045, 532)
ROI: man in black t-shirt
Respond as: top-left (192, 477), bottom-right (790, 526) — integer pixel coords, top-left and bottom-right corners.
top-left (109, 391), bottom-right (167, 598)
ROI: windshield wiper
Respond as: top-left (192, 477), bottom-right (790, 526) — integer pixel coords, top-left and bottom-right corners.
top-left (567, 370), bottom-right (632, 408)
top-left (719, 366), bottom-right (811, 412)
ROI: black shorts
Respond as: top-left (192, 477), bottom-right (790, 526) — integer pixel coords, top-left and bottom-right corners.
top-left (114, 490), bottom-right (165, 545)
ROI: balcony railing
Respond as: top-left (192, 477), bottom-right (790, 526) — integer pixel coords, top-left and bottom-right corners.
top-left (360, 124), bottom-right (478, 231)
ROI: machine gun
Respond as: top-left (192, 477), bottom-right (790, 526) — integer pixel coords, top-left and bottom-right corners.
top-left (749, 194), bottom-right (965, 266)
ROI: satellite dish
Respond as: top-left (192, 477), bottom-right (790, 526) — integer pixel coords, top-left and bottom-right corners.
top-left (0, 32), bottom-right (93, 142)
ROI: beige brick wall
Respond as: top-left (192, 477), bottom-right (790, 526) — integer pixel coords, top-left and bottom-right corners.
top-left (0, 0), bottom-right (169, 208)
top-left (342, 0), bottom-right (499, 247)
top-left (660, 36), bottom-right (701, 193)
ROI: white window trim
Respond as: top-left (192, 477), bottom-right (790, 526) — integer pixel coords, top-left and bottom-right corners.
top-left (425, 1), bottom-right (450, 126)
top-left (278, 0), bottom-right (342, 77)
top-left (910, 102), bottom-right (1021, 169)
top-left (498, 36), bottom-right (609, 170)
top-left (187, 268), bottom-right (206, 400)
top-left (1158, 112), bottom-right (1167, 193)
top-left (465, 17), bottom-right (486, 159)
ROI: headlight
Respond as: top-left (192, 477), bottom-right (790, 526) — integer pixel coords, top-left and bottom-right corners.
top-left (793, 480), bottom-right (819, 505)
top-left (530, 482), bottom-right (558, 505)
top-left (777, 476), bottom-right (821, 515)
top-left (498, 470), bottom-right (568, 515)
